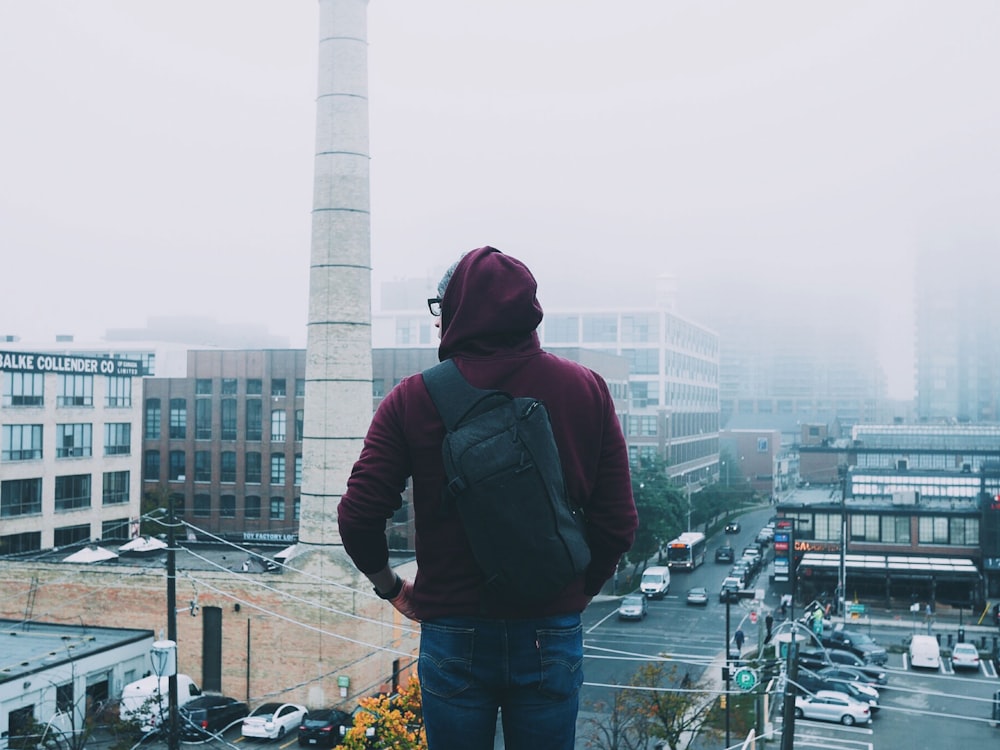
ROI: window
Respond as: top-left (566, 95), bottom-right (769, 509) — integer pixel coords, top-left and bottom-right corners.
top-left (103, 471), bottom-right (130, 505)
top-left (2, 371), bottom-right (44, 406)
top-left (55, 474), bottom-right (91, 511)
top-left (0, 531), bottom-right (40, 553)
top-left (145, 450), bottom-right (161, 480)
top-left (57, 374), bottom-right (94, 407)
top-left (271, 454), bottom-right (286, 484)
top-left (194, 451), bottom-right (212, 482)
top-left (171, 492), bottom-right (185, 515)
top-left (193, 494), bottom-right (211, 517)
top-left (271, 410), bottom-right (286, 441)
top-left (271, 379), bottom-right (286, 397)
top-left (757, 437), bottom-right (769, 452)
top-left (544, 315), bottom-right (579, 343)
top-left (270, 496), bottom-right (285, 520)
top-left (221, 451), bottom-right (237, 483)
top-left (195, 379), bottom-right (213, 395)
top-left (142, 451), bottom-right (160, 482)
top-left (245, 495), bottom-right (261, 519)
top-left (54, 525), bottom-right (90, 548)
top-left (195, 399), bottom-right (212, 440)
top-left (102, 518), bottom-right (130, 540)
top-left (221, 378), bottom-right (237, 395)
top-left (105, 376), bottom-right (132, 407)
top-left (246, 398), bottom-right (262, 440)
top-left (2, 424), bottom-right (42, 461)
top-left (145, 398), bottom-right (161, 439)
top-left (581, 314), bottom-right (618, 343)
top-left (169, 450), bottom-right (186, 480)
top-left (221, 399), bottom-right (237, 441)
top-left (169, 399), bottom-right (187, 439)
top-left (56, 683), bottom-right (75, 714)
top-left (295, 410), bottom-right (303, 441)
top-left (294, 454), bottom-right (302, 485)
top-left (246, 452), bottom-right (261, 484)
top-left (220, 494), bottom-right (236, 518)
top-left (881, 516), bottom-right (911, 544)
top-left (104, 423), bottom-right (131, 456)
top-left (295, 379), bottom-right (305, 397)
top-left (247, 379), bottom-right (262, 395)
top-left (57, 423), bottom-right (92, 458)
top-left (294, 497), bottom-right (300, 520)
top-left (918, 516), bottom-right (949, 544)
top-left (1, 478), bottom-right (42, 517)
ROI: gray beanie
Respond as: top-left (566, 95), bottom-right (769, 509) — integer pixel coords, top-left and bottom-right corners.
top-left (437, 258), bottom-right (462, 298)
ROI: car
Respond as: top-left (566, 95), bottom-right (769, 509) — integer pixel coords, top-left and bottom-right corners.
top-left (298, 708), bottom-right (352, 747)
top-left (793, 690), bottom-right (871, 726)
top-left (715, 544), bottom-right (735, 563)
top-left (179, 695), bottom-right (249, 741)
top-left (816, 665), bottom-right (884, 686)
top-left (719, 577), bottom-right (742, 603)
top-left (798, 648), bottom-right (888, 684)
top-left (725, 522), bottom-right (741, 534)
top-left (950, 642), bottom-right (981, 671)
top-left (618, 594), bottom-right (648, 620)
top-left (242, 702), bottom-right (309, 740)
top-left (686, 586), bottom-right (709, 606)
top-left (908, 634), bottom-right (941, 670)
top-left (794, 669), bottom-right (879, 711)
top-left (729, 563), bottom-right (751, 586)
top-left (755, 527), bottom-right (774, 544)
top-left (822, 627), bottom-right (888, 665)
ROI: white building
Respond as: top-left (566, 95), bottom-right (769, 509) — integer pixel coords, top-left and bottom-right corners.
top-left (0, 349), bottom-right (145, 554)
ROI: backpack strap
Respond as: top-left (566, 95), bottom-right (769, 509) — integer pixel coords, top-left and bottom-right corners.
top-left (422, 359), bottom-right (501, 429)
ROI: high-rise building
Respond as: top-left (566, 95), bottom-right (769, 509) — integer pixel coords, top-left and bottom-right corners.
top-left (915, 247), bottom-right (1000, 423)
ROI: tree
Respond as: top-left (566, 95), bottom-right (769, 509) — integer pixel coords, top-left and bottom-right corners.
top-left (337, 675), bottom-right (425, 750)
top-left (583, 662), bottom-right (718, 750)
top-left (629, 460), bottom-right (684, 580)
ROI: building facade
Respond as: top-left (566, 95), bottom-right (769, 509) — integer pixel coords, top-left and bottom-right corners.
top-left (141, 350), bottom-right (306, 544)
top-left (1, 350), bottom-right (144, 554)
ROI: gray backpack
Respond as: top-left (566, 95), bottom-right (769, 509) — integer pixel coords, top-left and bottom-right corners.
top-left (422, 359), bottom-right (591, 601)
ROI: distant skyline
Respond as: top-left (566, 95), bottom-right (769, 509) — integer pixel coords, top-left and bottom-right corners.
top-left (2, 2), bottom-right (999, 401)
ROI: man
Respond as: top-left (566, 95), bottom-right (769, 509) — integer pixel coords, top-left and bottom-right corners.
top-left (338, 246), bottom-right (637, 750)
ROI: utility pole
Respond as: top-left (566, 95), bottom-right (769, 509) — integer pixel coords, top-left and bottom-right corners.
top-left (166, 494), bottom-right (179, 750)
top-left (780, 640), bottom-right (798, 750)
top-left (839, 474), bottom-right (847, 622)
top-left (724, 597), bottom-right (731, 748)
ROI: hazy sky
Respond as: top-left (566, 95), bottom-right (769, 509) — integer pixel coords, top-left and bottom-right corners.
top-left (2, 1), bottom-right (999, 399)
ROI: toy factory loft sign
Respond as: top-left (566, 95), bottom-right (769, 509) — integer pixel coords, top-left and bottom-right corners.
top-left (0, 350), bottom-right (140, 377)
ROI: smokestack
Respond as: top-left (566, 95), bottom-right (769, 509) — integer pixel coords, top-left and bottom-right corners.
top-left (297, 0), bottom-right (371, 551)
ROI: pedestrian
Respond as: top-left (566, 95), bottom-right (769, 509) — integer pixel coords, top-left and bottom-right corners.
top-left (812, 606), bottom-right (824, 635)
top-left (764, 613), bottom-right (774, 643)
top-left (734, 628), bottom-right (745, 651)
top-left (337, 247), bottom-right (639, 750)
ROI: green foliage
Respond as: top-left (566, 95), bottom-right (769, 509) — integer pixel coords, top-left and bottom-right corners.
top-left (630, 459), bottom-right (684, 571)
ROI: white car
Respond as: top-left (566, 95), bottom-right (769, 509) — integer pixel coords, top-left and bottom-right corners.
top-left (794, 690), bottom-right (872, 726)
top-left (241, 702), bottom-right (308, 740)
top-left (950, 642), bottom-right (981, 671)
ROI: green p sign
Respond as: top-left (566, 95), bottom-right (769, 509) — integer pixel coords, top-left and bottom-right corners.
top-left (733, 667), bottom-right (758, 692)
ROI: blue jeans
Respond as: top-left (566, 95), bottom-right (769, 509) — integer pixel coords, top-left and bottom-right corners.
top-left (418, 613), bottom-right (583, 750)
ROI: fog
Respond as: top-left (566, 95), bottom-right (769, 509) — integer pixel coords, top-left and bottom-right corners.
top-left (2, 1), bottom-right (998, 400)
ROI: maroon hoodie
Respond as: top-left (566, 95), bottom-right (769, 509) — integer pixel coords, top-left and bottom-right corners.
top-left (338, 246), bottom-right (637, 619)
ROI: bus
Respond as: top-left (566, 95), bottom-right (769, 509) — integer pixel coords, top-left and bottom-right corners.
top-left (665, 531), bottom-right (707, 570)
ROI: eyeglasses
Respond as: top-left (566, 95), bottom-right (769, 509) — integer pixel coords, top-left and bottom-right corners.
top-left (427, 297), bottom-right (442, 316)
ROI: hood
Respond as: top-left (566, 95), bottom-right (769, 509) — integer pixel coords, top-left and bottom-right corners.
top-left (438, 246), bottom-right (544, 360)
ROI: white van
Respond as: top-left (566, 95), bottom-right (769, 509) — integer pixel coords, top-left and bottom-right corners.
top-left (908, 634), bottom-right (941, 669)
top-left (640, 566), bottom-right (671, 599)
top-left (120, 674), bottom-right (201, 733)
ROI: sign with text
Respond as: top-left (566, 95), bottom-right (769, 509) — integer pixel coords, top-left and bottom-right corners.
top-left (0, 350), bottom-right (139, 377)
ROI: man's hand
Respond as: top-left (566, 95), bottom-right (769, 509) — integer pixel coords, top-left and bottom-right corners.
top-left (389, 579), bottom-right (419, 622)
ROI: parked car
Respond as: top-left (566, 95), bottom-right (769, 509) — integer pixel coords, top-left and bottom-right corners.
top-left (725, 522), bottom-right (741, 534)
top-left (793, 690), bottom-right (871, 726)
top-left (729, 563), bottom-right (751, 586)
top-left (618, 594), bottom-right (648, 620)
top-left (686, 586), bottom-right (709, 606)
top-left (715, 544), bottom-right (735, 563)
top-left (816, 665), bottom-right (884, 686)
top-left (179, 696), bottom-right (249, 741)
top-left (822, 626), bottom-right (888, 665)
top-left (795, 669), bottom-right (879, 711)
top-left (298, 708), bottom-right (352, 747)
top-left (755, 527), bottom-right (774, 544)
top-left (798, 648), bottom-right (888, 683)
top-left (950, 642), bottom-right (981, 671)
top-left (908, 634), bottom-right (941, 669)
top-left (242, 702), bottom-right (309, 740)
top-left (719, 577), bottom-right (743, 603)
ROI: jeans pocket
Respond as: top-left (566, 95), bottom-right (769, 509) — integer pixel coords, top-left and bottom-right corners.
top-left (419, 622), bottom-right (475, 699)
top-left (536, 622), bottom-right (584, 700)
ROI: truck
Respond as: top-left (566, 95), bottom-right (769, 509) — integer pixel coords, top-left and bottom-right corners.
top-left (821, 626), bottom-right (888, 665)
top-left (119, 674), bottom-right (202, 734)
